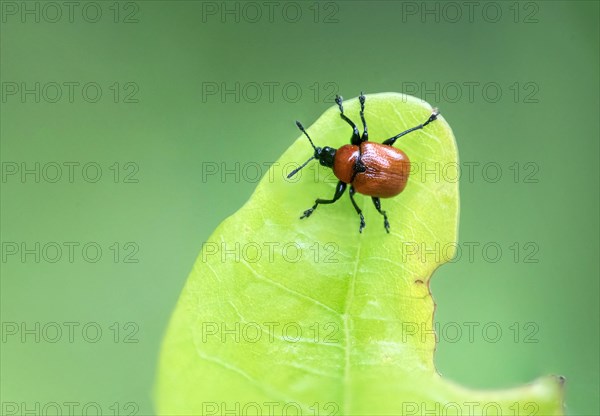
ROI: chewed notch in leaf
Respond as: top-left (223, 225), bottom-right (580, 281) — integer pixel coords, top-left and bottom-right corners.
top-left (155, 93), bottom-right (565, 415)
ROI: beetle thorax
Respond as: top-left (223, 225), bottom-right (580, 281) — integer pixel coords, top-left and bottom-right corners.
top-left (332, 144), bottom-right (360, 183)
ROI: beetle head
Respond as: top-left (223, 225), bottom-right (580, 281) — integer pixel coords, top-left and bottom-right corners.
top-left (315, 146), bottom-right (336, 168)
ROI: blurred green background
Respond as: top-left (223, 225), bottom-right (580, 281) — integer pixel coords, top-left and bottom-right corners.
top-left (1, 1), bottom-right (598, 415)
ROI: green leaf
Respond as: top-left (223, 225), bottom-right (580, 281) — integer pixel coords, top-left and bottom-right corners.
top-left (155, 93), bottom-right (565, 415)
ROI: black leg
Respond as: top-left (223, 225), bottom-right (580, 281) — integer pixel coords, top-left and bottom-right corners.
top-left (335, 95), bottom-right (361, 145)
top-left (359, 92), bottom-right (368, 142)
top-left (301, 181), bottom-right (347, 219)
top-left (349, 186), bottom-right (366, 233)
top-left (372, 197), bottom-right (390, 233)
top-left (382, 109), bottom-right (440, 146)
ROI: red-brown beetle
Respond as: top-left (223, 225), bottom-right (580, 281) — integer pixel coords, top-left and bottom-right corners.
top-left (288, 93), bottom-right (439, 233)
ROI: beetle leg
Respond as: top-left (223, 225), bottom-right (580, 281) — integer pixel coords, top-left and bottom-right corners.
top-left (349, 186), bottom-right (366, 233)
top-left (335, 95), bottom-right (361, 145)
top-left (371, 197), bottom-right (390, 233)
top-left (382, 108), bottom-right (440, 146)
top-left (300, 181), bottom-right (347, 219)
top-left (359, 92), bottom-right (368, 142)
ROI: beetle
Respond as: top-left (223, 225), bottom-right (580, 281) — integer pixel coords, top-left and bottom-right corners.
top-left (288, 93), bottom-right (440, 233)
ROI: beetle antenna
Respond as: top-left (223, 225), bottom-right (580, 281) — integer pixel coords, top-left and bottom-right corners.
top-left (287, 156), bottom-right (315, 178)
top-left (295, 120), bottom-right (318, 152)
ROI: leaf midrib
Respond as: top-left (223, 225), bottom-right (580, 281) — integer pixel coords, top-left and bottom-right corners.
top-left (343, 237), bottom-right (362, 414)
